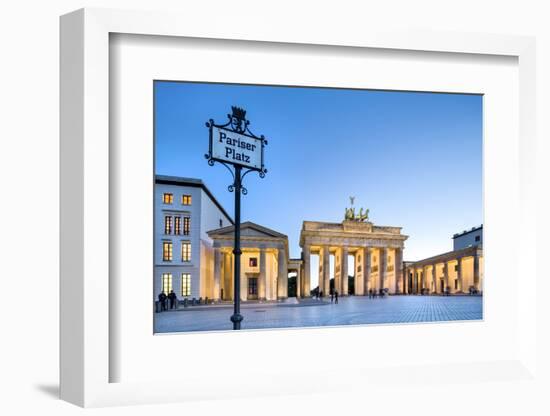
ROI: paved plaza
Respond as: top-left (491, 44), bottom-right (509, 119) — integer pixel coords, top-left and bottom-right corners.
top-left (154, 295), bottom-right (483, 333)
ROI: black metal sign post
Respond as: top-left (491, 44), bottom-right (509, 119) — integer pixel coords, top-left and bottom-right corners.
top-left (205, 107), bottom-right (267, 330)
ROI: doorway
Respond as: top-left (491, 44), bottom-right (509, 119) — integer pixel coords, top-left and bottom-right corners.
top-left (247, 277), bottom-right (258, 300)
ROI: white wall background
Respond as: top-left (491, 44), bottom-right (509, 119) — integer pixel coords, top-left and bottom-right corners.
top-left (0, 1), bottom-right (549, 415)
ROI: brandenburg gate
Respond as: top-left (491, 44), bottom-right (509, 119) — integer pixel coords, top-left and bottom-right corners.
top-left (299, 206), bottom-right (408, 297)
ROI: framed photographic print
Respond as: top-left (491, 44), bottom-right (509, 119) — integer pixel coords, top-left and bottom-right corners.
top-left (60, 8), bottom-right (538, 408)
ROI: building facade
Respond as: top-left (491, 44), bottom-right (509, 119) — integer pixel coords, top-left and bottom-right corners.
top-left (404, 225), bottom-right (483, 294)
top-left (208, 222), bottom-right (289, 301)
top-left (453, 225), bottom-right (483, 250)
top-left (154, 176), bottom-right (233, 300)
top-left (299, 220), bottom-right (408, 296)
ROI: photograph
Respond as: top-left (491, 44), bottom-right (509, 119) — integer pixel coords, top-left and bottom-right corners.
top-left (153, 81), bottom-right (483, 333)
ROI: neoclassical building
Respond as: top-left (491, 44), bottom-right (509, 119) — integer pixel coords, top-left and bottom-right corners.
top-left (154, 175), bottom-right (482, 301)
top-left (207, 222), bottom-right (289, 301)
top-left (404, 226), bottom-right (483, 294)
top-left (299, 220), bottom-right (408, 296)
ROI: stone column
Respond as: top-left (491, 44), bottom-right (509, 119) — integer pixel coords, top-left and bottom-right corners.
top-left (379, 248), bottom-right (387, 290)
top-left (302, 245), bottom-right (311, 297)
top-left (394, 247), bottom-right (403, 294)
top-left (213, 247), bottom-right (221, 301)
top-left (456, 257), bottom-right (463, 293)
top-left (322, 246), bottom-right (330, 296)
top-left (431, 264), bottom-right (437, 294)
top-left (365, 247), bottom-right (372, 295)
top-left (296, 267), bottom-right (301, 298)
top-left (240, 255), bottom-right (247, 301)
top-left (404, 267), bottom-right (409, 294)
top-left (413, 267), bottom-right (418, 294)
top-left (355, 248), bottom-right (366, 295)
top-left (223, 252), bottom-right (233, 300)
top-left (277, 247), bottom-right (288, 299)
top-left (422, 266), bottom-right (428, 292)
top-left (258, 248), bottom-right (267, 300)
top-left (334, 249), bottom-right (341, 296)
top-left (443, 262), bottom-right (449, 293)
top-left (341, 246), bottom-right (349, 295)
top-left (473, 254), bottom-right (480, 290)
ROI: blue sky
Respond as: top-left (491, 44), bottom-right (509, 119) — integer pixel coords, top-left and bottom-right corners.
top-left (155, 81), bottom-right (482, 274)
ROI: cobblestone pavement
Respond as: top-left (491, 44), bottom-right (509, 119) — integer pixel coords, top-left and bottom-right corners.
top-left (154, 295), bottom-right (483, 333)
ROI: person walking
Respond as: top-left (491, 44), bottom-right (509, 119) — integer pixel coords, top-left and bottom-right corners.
top-left (335, 290), bottom-right (339, 304)
top-left (168, 290), bottom-right (177, 309)
top-left (158, 292), bottom-right (167, 311)
top-left (330, 290), bottom-right (334, 303)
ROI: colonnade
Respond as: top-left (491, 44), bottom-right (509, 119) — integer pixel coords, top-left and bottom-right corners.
top-left (212, 246), bottom-right (286, 301)
top-left (404, 252), bottom-right (483, 294)
top-left (300, 245), bottom-right (404, 296)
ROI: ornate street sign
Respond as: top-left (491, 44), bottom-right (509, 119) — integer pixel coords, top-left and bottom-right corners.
top-left (205, 106), bottom-right (267, 330)
top-left (206, 106), bottom-right (267, 174)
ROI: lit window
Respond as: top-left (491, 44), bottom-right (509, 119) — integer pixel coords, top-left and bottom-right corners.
top-left (182, 194), bottom-right (192, 205)
top-left (249, 257), bottom-right (258, 267)
top-left (164, 216), bottom-right (173, 234)
top-left (163, 193), bottom-right (173, 204)
top-left (174, 216), bottom-right (181, 235)
top-left (162, 273), bottom-right (172, 294)
top-left (181, 241), bottom-right (191, 262)
top-left (183, 217), bottom-right (190, 235)
top-left (163, 241), bottom-right (173, 261)
top-left (181, 273), bottom-right (191, 297)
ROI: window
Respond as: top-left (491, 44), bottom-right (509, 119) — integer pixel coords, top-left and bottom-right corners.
top-left (454, 264), bottom-right (458, 271)
top-left (181, 241), bottom-right (191, 262)
top-left (219, 219), bottom-right (223, 228)
top-left (182, 194), bottom-right (192, 205)
top-left (164, 216), bottom-right (173, 234)
top-left (183, 216), bottom-right (190, 235)
top-left (162, 241), bottom-right (173, 261)
top-left (475, 235), bottom-right (481, 242)
top-left (454, 279), bottom-right (458, 290)
top-left (181, 273), bottom-right (191, 297)
top-left (163, 193), bottom-right (173, 204)
top-left (174, 216), bottom-right (181, 235)
top-left (162, 273), bottom-right (172, 294)
top-left (249, 257), bottom-right (258, 267)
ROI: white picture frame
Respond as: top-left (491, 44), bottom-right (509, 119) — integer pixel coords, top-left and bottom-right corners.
top-left (60, 8), bottom-right (538, 408)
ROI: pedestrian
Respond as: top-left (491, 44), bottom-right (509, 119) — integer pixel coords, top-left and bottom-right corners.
top-left (320, 290), bottom-right (323, 300)
top-left (335, 290), bottom-right (339, 304)
top-left (158, 292), bottom-right (167, 311)
top-left (168, 290), bottom-right (177, 309)
top-left (330, 291), bottom-right (334, 303)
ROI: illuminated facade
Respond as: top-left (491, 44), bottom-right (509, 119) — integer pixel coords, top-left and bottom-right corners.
top-left (299, 220), bottom-right (408, 296)
top-left (207, 222), bottom-right (289, 301)
top-left (404, 226), bottom-right (484, 294)
top-left (154, 175), bottom-right (482, 301)
top-left (154, 176), bottom-right (233, 300)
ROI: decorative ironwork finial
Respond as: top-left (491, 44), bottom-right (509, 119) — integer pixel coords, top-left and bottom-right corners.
top-left (231, 106), bottom-right (247, 121)
top-left (230, 106), bottom-right (248, 133)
